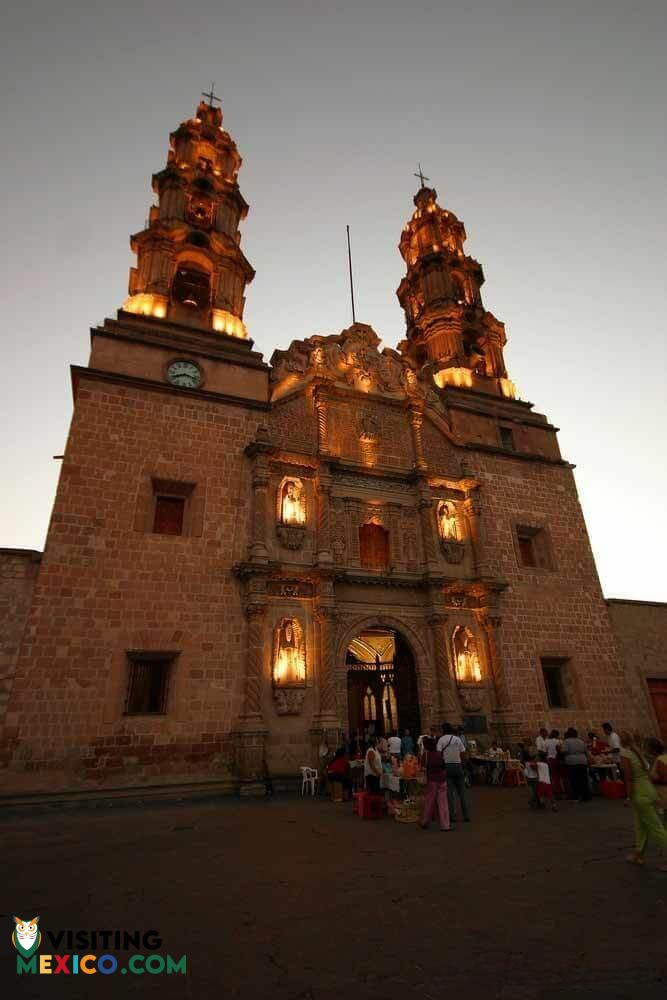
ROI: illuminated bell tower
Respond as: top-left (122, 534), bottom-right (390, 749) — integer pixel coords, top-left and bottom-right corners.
top-left (397, 182), bottom-right (516, 397)
top-left (123, 89), bottom-right (254, 339)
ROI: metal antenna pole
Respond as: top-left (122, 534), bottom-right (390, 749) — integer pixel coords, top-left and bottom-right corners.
top-left (346, 225), bottom-right (356, 324)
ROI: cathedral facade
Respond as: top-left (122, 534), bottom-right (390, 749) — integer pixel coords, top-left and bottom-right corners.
top-left (0, 96), bottom-right (656, 794)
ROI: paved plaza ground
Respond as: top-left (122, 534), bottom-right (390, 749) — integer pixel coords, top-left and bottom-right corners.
top-left (1, 786), bottom-right (665, 999)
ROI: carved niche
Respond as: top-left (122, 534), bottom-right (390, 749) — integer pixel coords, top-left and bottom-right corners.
top-left (272, 617), bottom-right (307, 715)
top-left (451, 624), bottom-right (484, 712)
top-left (437, 500), bottom-right (466, 563)
top-left (276, 476), bottom-right (307, 550)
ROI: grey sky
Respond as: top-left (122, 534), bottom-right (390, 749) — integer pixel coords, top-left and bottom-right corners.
top-left (1, 0), bottom-right (665, 599)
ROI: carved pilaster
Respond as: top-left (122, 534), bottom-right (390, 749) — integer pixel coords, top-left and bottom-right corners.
top-left (428, 612), bottom-right (460, 721)
top-left (463, 493), bottom-right (487, 577)
top-left (315, 396), bottom-right (329, 455)
top-left (479, 614), bottom-right (517, 739)
top-left (387, 503), bottom-right (401, 570)
top-left (314, 602), bottom-right (338, 719)
top-left (241, 602), bottom-right (267, 720)
top-left (346, 499), bottom-right (361, 567)
top-left (316, 468), bottom-right (333, 565)
top-left (250, 455), bottom-right (270, 563)
top-left (409, 405), bottom-right (427, 471)
top-left (233, 601), bottom-right (268, 791)
top-left (419, 495), bottom-right (439, 569)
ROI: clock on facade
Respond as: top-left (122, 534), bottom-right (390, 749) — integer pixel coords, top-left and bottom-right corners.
top-left (166, 359), bottom-right (202, 388)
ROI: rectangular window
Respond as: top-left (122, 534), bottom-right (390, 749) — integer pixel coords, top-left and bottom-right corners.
top-left (153, 495), bottom-right (185, 535)
top-left (499, 425), bottom-right (515, 450)
top-left (515, 524), bottom-right (554, 570)
top-left (541, 657), bottom-right (568, 709)
top-left (125, 653), bottom-right (175, 715)
top-left (359, 523), bottom-right (390, 570)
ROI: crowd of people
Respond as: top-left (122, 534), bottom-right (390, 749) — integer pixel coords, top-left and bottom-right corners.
top-left (320, 720), bottom-right (667, 869)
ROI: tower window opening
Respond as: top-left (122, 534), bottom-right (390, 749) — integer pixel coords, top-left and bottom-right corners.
top-left (499, 425), bottom-right (515, 450)
top-left (172, 266), bottom-right (210, 310)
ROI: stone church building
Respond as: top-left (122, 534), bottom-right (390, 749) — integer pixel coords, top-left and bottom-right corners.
top-left (1, 96), bottom-right (665, 795)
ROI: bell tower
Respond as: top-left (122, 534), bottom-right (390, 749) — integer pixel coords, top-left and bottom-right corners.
top-left (397, 181), bottom-right (516, 398)
top-left (123, 88), bottom-right (254, 339)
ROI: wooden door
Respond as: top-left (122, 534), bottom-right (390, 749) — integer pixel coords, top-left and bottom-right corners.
top-left (647, 678), bottom-right (667, 742)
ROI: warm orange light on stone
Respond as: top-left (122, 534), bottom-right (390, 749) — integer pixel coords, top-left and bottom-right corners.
top-left (433, 367), bottom-right (473, 389)
top-left (122, 293), bottom-right (168, 319)
top-left (500, 378), bottom-right (518, 399)
top-left (212, 309), bottom-right (247, 338)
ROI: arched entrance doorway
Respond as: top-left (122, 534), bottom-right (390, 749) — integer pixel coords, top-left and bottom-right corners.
top-left (345, 628), bottom-right (421, 739)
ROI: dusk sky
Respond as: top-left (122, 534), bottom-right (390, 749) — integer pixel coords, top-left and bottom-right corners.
top-left (1, 0), bottom-right (665, 600)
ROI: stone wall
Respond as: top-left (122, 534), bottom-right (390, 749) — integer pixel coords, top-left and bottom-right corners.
top-left (0, 549), bottom-right (41, 726)
top-left (0, 378), bottom-right (264, 792)
top-left (607, 599), bottom-right (667, 736)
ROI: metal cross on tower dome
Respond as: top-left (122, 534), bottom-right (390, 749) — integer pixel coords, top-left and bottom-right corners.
top-left (413, 163), bottom-right (430, 189)
top-left (201, 83), bottom-right (221, 106)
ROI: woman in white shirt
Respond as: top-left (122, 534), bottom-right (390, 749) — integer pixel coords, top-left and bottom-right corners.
top-left (364, 737), bottom-right (383, 794)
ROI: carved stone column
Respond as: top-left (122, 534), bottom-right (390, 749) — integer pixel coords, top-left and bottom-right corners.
top-left (316, 467), bottom-right (333, 565)
top-left (463, 493), bottom-right (487, 577)
top-left (387, 503), bottom-right (401, 571)
top-left (428, 612), bottom-right (461, 722)
top-left (418, 493), bottom-right (439, 571)
top-left (409, 405), bottom-right (427, 471)
top-left (311, 600), bottom-right (342, 759)
top-left (250, 451), bottom-right (270, 564)
top-left (315, 395), bottom-right (329, 455)
top-left (346, 499), bottom-right (361, 567)
top-left (479, 613), bottom-right (518, 741)
top-left (233, 598), bottom-right (269, 794)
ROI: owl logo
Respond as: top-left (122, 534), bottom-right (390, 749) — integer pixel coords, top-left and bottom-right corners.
top-left (12, 916), bottom-right (41, 958)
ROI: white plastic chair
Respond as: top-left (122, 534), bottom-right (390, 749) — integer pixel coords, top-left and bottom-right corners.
top-left (300, 766), bottom-right (318, 796)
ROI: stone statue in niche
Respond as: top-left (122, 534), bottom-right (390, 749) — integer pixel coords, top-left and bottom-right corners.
top-left (452, 625), bottom-right (484, 712)
top-left (280, 479), bottom-right (305, 525)
top-left (276, 477), bottom-right (306, 549)
top-left (438, 501), bottom-right (458, 541)
top-left (273, 619), bottom-right (306, 686)
top-left (438, 501), bottom-right (466, 563)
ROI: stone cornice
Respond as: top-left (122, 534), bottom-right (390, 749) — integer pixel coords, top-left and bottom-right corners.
top-left (463, 441), bottom-right (573, 468)
top-left (94, 315), bottom-right (268, 370)
top-left (71, 366), bottom-right (270, 412)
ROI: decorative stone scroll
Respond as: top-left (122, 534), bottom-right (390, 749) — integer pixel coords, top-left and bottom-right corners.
top-left (273, 688), bottom-right (307, 716)
top-left (275, 523), bottom-right (306, 550)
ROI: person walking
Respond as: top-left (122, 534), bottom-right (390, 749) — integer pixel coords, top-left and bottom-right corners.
top-left (419, 736), bottom-right (451, 831)
top-left (437, 723), bottom-right (470, 823)
top-left (621, 732), bottom-right (667, 870)
top-left (561, 727), bottom-right (591, 802)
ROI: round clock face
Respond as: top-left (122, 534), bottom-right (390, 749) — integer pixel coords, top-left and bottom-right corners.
top-left (167, 360), bottom-right (202, 388)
